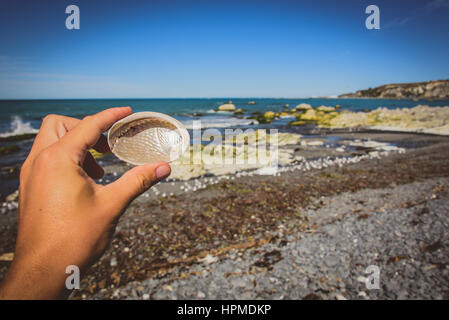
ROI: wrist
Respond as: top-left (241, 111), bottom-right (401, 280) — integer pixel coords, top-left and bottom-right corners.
top-left (0, 254), bottom-right (70, 299)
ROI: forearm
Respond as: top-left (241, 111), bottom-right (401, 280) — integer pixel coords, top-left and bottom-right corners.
top-left (0, 108), bottom-right (169, 300)
top-left (0, 258), bottom-right (69, 300)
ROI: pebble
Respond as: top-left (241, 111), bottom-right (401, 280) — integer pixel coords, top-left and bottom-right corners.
top-left (89, 175), bottom-right (449, 300)
top-left (325, 255), bottom-right (340, 268)
top-left (335, 294), bottom-right (347, 300)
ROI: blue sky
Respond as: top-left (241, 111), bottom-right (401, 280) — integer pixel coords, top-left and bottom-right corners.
top-left (0, 0), bottom-right (448, 99)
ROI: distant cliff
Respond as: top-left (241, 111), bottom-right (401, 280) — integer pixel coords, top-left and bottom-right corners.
top-left (339, 80), bottom-right (449, 100)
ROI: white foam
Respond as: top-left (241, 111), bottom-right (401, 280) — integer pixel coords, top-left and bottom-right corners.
top-left (182, 117), bottom-right (258, 129)
top-left (0, 116), bottom-right (38, 137)
top-left (205, 109), bottom-right (234, 115)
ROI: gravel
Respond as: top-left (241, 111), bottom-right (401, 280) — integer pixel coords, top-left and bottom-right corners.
top-left (90, 177), bottom-right (449, 300)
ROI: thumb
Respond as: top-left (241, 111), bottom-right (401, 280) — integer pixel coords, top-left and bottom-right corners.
top-left (101, 162), bottom-right (171, 212)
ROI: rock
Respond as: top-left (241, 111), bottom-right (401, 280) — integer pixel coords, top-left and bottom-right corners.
top-left (0, 252), bottom-right (14, 261)
top-left (111, 289), bottom-right (120, 298)
top-left (6, 190), bottom-right (19, 202)
top-left (385, 279), bottom-right (400, 293)
top-left (218, 104), bottom-right (236, 112)
top-left (234, 108), bottom-right (244, 115)
top-left (288, 121), bottom-right (307, 126)
top-left (324, 255), bottom-right (340, 267)
top-left (199, 254), bottom-right (218, 265)
top-left (110, 257), bottom-right (117, 267)
top-left (335, 294), bottom-right (347, 300)
top-left (317, 106), bottom-right (336, 112)
top-left (0, 145), bottom-right (20, 156)
top-left (247, 101), bottom-right (256, 105)
top-left (298, 109), bottom-right (319, 122)
top-left (283, 104), bottom-right (290, 109)
top-left (142, 293), bottom-right (150, 300)
top-left (306, 140), bottom-right (325, 147)
top-left (0, 133), bottom-right (36, 143)
top-left (295, 103), bottom-right (312, 111)
top-left (397, 290), bottom-right (408, 300)
top-left (339, 80), bottom-right (449, 100)
top-left (322, 105), bottom-right (449, 135)
top-left (89, 149), bottom-right (109, 159)
top-left (251, 111), bottom-right (276, 124)
top-left (197, 291), bottom-right (206, 299)
top-left (264, 111), bottom-right (275, 120)
top-left (231, 278), bottom-right (247, 288)
top-left (279, 112), bottom-right (292, 118)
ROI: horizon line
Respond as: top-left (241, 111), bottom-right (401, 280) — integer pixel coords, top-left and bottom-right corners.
top-left (0, 96), bottom-right (341, 101)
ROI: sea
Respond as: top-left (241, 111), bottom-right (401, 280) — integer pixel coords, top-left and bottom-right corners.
top-left (1, 98), bottom-right (449, 137)
top-left (1, 97), bottom-right (449, 199)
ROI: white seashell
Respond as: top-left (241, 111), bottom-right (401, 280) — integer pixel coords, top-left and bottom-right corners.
top-left (108, 112), bottom-right (190, 165)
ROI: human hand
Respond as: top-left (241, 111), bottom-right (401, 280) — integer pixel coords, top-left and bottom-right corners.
top-left (0, 107), bottom-right (171, 299)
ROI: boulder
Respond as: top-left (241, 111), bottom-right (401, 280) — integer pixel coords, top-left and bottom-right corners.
top-left (298, 109), bottom-right (319, 121)
top-left (6, 190), bottom-right (19, 202)
top-left (218, 104), bottom-right (236, 112)
top-left (317, 105), bottom-right (336, 112)
top-left (295, 103), bottom-right (312, 111)
top-left (279, 112), bottom-right (292, 118)
top-left (288, 120), bottom-right (307, 126)
top-left (0, 252), bottom-right (14, 262)
top-left (264, 111), bottom-right (276, 121)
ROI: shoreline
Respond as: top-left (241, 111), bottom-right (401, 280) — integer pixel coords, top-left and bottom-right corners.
top-left (1, 129), bottom-right (449, 300)
top-left (78, 137), bottom-right (449, 299)
top-left (1, 125), bottom-right (449, 201)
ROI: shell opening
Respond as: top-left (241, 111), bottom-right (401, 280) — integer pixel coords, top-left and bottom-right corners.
top-left (108, 115), bottom-right (188, 165)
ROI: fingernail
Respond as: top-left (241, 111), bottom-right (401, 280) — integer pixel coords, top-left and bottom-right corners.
top-left (156, 164), bottom-right (171, 179)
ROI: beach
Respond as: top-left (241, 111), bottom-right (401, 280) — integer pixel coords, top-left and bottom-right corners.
top-left (1, 0), bottom-right (449, 303)
top-left (2, 99), bottom-right (449, 197)
top-left (84, 131), bottom-right (449, 300)
top-left (1, 104), bottom-right (449, 299)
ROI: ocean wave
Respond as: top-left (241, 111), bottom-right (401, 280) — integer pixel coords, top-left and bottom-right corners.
top-left (181, 117), bottom-right (258, 130)
top-left (0, 116), bottom-right (39, 138)
top-left (205, 109), bottom-right (234, 114)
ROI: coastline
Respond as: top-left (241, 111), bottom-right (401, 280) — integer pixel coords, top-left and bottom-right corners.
top-left (1, 101), bottom-right (449, 300)
top-left (2, 103), bottom-right (449, 198)
top-left (82, 136), bottom-right (449, 299)
top-left (1, 128), bottom-right (449, 299)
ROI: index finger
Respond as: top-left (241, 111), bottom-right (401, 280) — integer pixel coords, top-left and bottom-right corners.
top-left (59, 107), bottom-right (132, 163)
top-left (28, 115), bottom-right (80, 163)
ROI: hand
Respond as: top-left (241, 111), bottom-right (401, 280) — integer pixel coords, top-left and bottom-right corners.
top-left (0, 107), bottom-right (171, 299)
